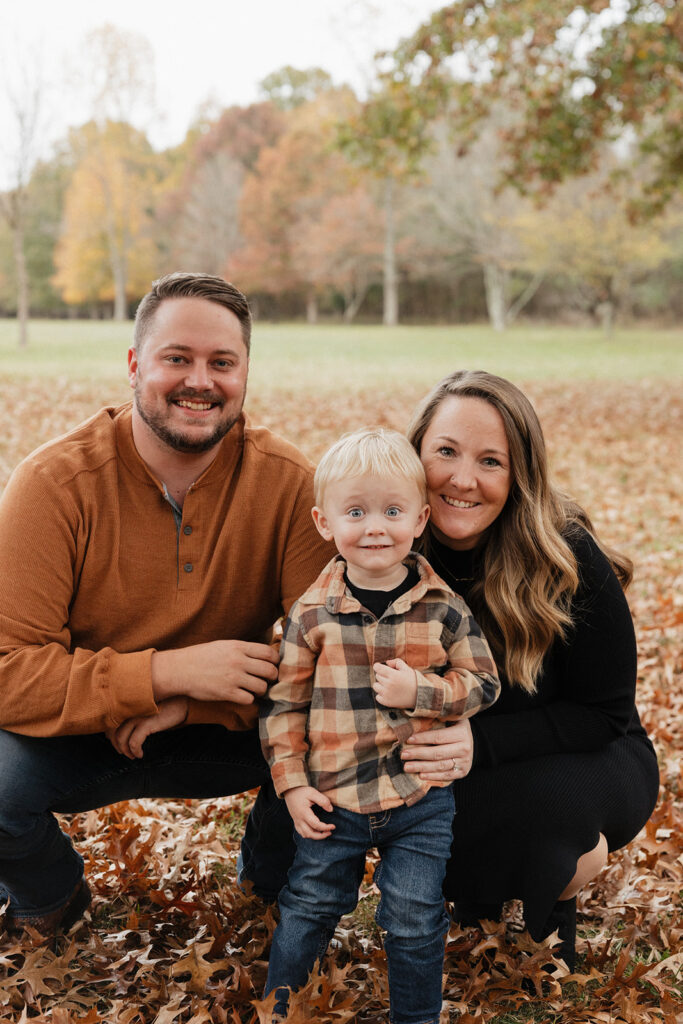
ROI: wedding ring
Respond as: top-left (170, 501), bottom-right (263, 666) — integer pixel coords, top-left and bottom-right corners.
top-left (452, 759), bottom-right (458, 772)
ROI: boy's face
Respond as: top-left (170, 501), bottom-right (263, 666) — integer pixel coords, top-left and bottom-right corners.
top-left (312, 474), bottom-right (429, 588)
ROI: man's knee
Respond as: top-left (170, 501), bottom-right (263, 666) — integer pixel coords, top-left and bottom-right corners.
top-left (0, 730), bottom-right (49, 828)
top-left (0, 729), bottom-right (102, 836)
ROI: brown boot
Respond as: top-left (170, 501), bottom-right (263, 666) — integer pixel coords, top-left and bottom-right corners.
top-left (4, 877), bottom-right (91, 937)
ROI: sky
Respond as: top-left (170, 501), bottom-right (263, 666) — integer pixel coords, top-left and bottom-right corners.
top-left (1, 0), bottom-right (443, 162)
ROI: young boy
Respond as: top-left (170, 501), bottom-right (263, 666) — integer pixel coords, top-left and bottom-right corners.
top-left (260, 428), bottom-right (499, 1024)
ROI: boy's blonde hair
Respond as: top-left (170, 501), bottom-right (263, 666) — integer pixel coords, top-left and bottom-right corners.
top-left (314, 428), bottom-right (427, 507)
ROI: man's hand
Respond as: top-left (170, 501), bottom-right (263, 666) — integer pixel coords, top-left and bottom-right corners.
top-left (151, 640), bottom-right (279, 704)
top-left (284, 786), bottom-right (335, 840)
top-left (373, 658), bottom-right (418, 710)
top-left (107, 696), bottom-right (189, 759)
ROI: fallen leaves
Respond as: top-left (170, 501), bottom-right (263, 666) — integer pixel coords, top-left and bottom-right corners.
top-left (0, 378), bottom-right (680, 1022)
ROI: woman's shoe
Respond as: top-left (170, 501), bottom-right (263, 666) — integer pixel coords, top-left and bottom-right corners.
top-left (536, 897), bottom-right (576, 971)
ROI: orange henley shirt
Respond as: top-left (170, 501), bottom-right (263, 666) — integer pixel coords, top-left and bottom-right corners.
top-left (0, 404), bottom-right (332, 737)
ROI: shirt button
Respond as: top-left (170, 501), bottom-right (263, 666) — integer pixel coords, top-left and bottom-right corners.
top-left (183, 563), bottom-right (193, 573)
top-left (183, 525), bottom-right (193, 535)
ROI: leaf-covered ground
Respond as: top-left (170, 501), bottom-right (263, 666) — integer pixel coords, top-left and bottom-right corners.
top-left (0, 379), bottom-right (680, 1023)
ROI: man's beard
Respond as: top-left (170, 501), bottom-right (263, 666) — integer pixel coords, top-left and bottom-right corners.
top-left (134, 384), bottom-right (242, 454)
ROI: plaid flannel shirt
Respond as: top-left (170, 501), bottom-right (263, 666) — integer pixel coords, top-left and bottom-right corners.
top-left (260, 553), bottom-right (500, 814)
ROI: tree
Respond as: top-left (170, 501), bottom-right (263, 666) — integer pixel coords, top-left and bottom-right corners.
top-left (387, 0), bottom-right (681, 216)
top-left (0, 152), bottom-right (72, 317)
top-left (408, 117), bottom-right (546, 330)
top-left (0, 42), bottom-right (45, 346)
top-left (158, 103), bottom-right (285, 276)
top-left (52, 24), bottom-right (161, 319)
top-left (66, 23), bottom-right (156, 128)
top-left (233, 89), bottom-right (361, 321)
top-left (165, 150), bottom-right (244, 275)
top-left (53, 121), bottom-right (161, 318)
top-left (511, 161), bottom-right (678, 333)
top-left (259, 66), bottom-right (335, 110)
top-left (337, 83), bottom-right (430, 325)
top-left (294, 187), bottom-right (385, 322)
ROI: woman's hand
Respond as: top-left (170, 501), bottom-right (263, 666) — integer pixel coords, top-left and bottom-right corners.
top-left (401, 719), bottom-right (474, 785)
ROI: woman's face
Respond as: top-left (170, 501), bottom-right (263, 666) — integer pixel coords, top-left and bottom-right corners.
top-left (420, 395), bottom-right (512, 550)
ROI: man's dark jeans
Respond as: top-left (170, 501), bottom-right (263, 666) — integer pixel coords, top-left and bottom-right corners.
top-left (0, 725), bottom-right (294, 917)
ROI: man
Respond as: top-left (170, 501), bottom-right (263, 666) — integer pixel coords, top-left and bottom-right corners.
top-left (0, 272), bottom-right (331, 935)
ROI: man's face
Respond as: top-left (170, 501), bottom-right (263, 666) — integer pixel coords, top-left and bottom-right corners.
top-left (128, 296), bottom-right (249, 455)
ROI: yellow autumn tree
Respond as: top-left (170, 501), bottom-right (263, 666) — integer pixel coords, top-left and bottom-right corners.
top-left (53, 120), bottom-right (161, 319)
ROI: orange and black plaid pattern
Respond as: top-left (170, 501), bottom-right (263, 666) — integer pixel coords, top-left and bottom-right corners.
top-left (260, 553), bottom-right (500, 814)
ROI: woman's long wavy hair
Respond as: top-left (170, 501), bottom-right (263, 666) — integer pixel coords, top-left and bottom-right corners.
top-left (407, 370), bottom-right (632, 691)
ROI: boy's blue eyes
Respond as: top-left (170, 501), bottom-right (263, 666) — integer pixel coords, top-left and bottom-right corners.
top-left (346, 507), bottom-right (402, 519)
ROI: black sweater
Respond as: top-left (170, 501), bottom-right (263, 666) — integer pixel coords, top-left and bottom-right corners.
top-left (429, 528), bottom-right (649, 770)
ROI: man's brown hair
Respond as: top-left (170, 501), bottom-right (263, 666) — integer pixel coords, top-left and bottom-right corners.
top-left (134, 272), bottom-right (252, 353)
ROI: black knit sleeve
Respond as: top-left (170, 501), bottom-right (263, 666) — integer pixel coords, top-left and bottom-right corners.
top-left (471, 529), bottom-right (638, 768)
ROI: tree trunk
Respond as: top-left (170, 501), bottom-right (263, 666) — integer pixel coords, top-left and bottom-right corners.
top-left (102, 170), bottom-right (129, 321)
top-left (597, 300), bottom-right (615, 337)
top-left (383, 177), bottom-right (398, 326)
top-left (342, 280), bottom-right (369, 324)
top-left (12, 214), bottom-right (29, 349)
top-left (483, 262), bottom-right (508, 332)
top-left (507, 272), bottom-right (544, 325)
top-left (112, 259), bottom-right (128, 321)
top-left (306, 291), bottom-right (318, 324)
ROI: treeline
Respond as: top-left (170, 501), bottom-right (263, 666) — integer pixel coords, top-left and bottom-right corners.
top-left (1, 3), bottom-right (681, 332)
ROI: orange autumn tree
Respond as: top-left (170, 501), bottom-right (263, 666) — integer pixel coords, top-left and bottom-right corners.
top-left (158, 102), bottom-right (285, 277)
top-left (232, 88), bottom-right (381, 321)
top-left (294, 187), bottom-right (384, 322)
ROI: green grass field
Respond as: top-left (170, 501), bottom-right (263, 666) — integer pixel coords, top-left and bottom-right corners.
top-left (0, 319), bottom-right (680, 392)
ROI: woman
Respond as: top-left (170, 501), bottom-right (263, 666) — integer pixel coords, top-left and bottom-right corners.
top-left (400, 370), bottom-right (659, 970)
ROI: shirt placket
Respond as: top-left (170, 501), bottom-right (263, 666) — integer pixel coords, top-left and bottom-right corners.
top-left (164, 485), bottom-right (201, 592)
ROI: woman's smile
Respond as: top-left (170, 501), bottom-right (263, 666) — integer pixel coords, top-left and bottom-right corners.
top-left (420, 396), bottom-right (512, 550)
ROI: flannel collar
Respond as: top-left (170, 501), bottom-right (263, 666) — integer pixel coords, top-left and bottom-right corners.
top-left (299, 552), bottom-right (453, 617)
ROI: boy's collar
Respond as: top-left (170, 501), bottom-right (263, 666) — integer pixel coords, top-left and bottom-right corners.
top-left (298, 552), bottom-right (453, 615)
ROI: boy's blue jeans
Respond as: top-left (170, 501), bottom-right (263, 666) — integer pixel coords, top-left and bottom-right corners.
top-left (265, 786), bottom-right (454, 1024)
top-left (0, 725), bottom-right (294, 917)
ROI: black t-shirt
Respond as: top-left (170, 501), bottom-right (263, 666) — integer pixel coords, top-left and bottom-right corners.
top-left (344, 567), bottom-right (420, 620)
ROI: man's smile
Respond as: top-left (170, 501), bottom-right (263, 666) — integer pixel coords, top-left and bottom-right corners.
top-left (174, 399), bottom-right (218, 411)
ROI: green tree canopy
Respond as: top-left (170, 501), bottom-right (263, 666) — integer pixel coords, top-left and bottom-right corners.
top-left (386, 0), bottom-right (681, 216)
top-left (258, 66), bottom-right (335, 110)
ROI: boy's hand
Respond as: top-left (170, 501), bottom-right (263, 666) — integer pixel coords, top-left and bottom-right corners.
top-left (373, 658), bottom-right (418, 710)
top-left (284, 786), bottom-right (335, 840)
top-left (106, 696), bottom-right (189, 759)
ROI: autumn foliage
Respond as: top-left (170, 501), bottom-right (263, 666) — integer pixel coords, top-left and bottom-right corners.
top-left (0, 378), bottom-right (680, 1022)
